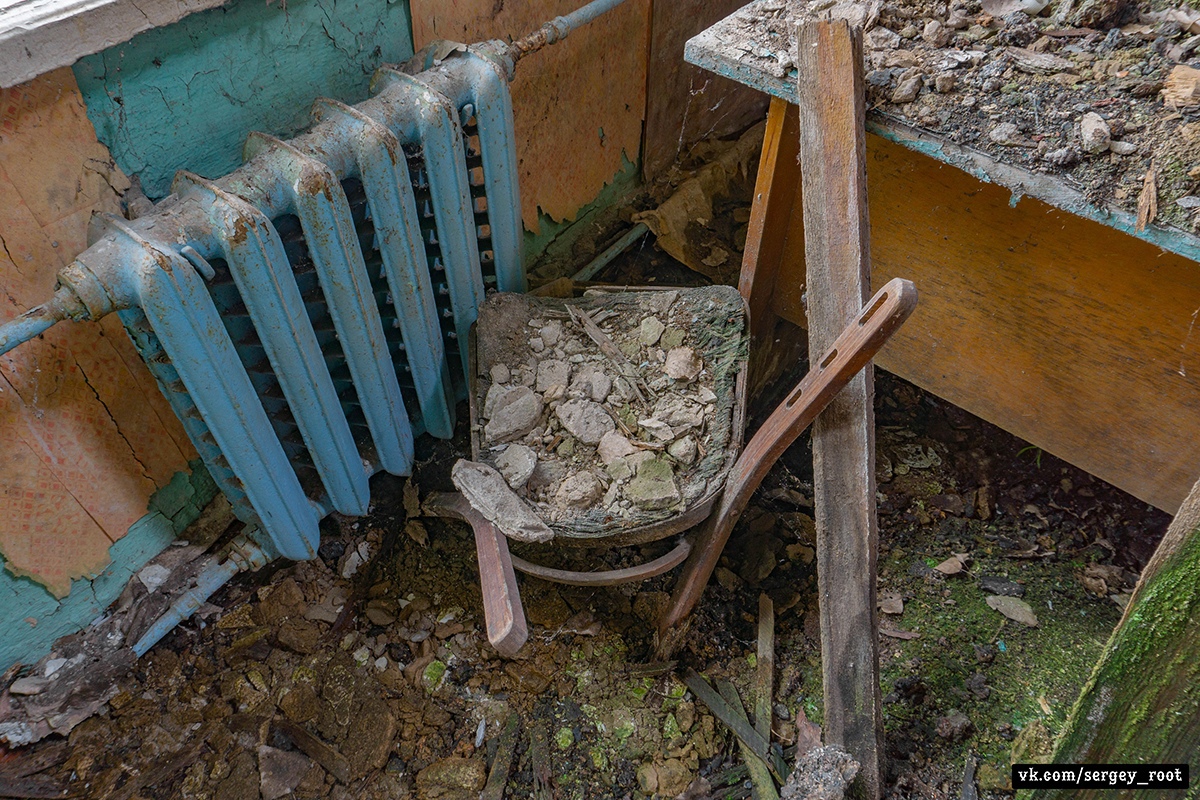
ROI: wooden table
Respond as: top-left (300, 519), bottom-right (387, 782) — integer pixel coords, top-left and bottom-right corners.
top-left (687, 4), bottom-right (1200, 513)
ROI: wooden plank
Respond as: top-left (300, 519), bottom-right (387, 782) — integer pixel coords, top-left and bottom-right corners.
top-left (642, 0), bottom-right (768, 179)
top-left (762, 116), bottom-right (1200, 514)
top-left (1046, 471), bottom-right (1200, 797)
top-left (795, 19), bottom-right (884, 799)
top-left (739, 96), bottom-right (801, 342)
top-left (410, 0), bottom-right (650, 232)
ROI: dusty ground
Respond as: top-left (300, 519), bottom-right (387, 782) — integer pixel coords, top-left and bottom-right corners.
top-left (5, 346), bottom-right (1166, 799)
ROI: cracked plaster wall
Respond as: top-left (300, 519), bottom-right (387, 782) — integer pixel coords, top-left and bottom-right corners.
top-left (73, 0), bottom-right (416, 199)
top-left (0, 67), bottom-right (200, 598)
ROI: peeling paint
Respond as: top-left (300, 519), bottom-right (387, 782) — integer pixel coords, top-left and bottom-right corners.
top-left (73, 0), bottom-right (415, 199)
top-left (0, 461), bottom-right (216, 672)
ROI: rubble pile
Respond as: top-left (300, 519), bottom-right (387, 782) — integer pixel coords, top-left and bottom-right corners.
top-left (469, 286), bottom-right (747, 537)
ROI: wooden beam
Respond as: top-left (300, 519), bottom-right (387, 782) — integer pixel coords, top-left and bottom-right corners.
top-left (795, 19), bottom-right (884, 798)
top-left (1044, 473), bottom-right (1200, 796)
top-left (739, 95), bottom-right (802, 342)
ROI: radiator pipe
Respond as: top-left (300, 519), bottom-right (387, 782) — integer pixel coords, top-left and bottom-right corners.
top-left (0, 286), bottom-right (90, 356)
top-left (507, 0), bottom-right (630, 62)
top-left (131, 529), bottom-right (275, 656)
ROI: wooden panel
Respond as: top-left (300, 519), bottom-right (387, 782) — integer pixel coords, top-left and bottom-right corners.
top-left (0, 68), bottom-right (194, 595)
top-left (411, 0), bottom-right (650, 233)
top-left (643, 0), bottom-right (769, 179)
top-left (764, 102), bottom-right (1200, 513)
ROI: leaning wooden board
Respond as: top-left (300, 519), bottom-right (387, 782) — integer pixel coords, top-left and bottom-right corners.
top-left (724, 94), bottom-right (1200, 510)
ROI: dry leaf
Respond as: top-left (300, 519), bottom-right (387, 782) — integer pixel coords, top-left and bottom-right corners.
top-left (1038, 695), bottom-right (1053, 715)
top-left (795, 707), bottom-right (823, 758)
top-left (1137, 164), bottom-right (1158, 232)
top-left (934, 553), bottom-right (970, 575)
top-left (986, 595), bottom-right (1039, 626)
top-left (1163, 65), bottom-right (1200, 110)
top-left (1145, 7), bottom-right (1200, 34)
top-left (405, 519), bottom-right (429, 547)
top-left (403, 479), bottom-right (421, 519)
top-left (879, 592), bottom-right (905, 615)
top-left (561, 611), bottom-right (603, 636)
top-left (881, 627), bottom-right (922, 640)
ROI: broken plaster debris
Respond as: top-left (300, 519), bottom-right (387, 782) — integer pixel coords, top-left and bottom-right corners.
top-left (472, 288), bottom-right (746, 536)
top-left (696, 0), bottom-right (1200, 232)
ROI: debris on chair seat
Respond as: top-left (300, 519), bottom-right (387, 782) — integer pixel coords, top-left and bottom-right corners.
top-left (472, 287), bottom-right (746, 535)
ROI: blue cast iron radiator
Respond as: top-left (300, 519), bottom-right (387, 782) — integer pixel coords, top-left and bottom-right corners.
top-left (5, 44), bottom-right (525, 561)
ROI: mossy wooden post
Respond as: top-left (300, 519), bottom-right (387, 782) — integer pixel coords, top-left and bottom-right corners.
top-left (1040, 474), bottom-right (1200, 799)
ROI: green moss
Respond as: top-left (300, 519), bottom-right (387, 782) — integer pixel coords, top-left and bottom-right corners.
top-left (422, 660), bottom-right (447, 693)
top-left (556, 727), bottom-right (576, 750)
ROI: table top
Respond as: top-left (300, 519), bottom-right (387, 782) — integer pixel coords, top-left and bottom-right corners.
top-left (686, 0), bottom-right (1200, 264)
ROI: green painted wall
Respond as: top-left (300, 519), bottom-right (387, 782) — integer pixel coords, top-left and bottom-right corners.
top-left (525, 155), bottom-right (642, 276)
top-left (0, 462), bottom-right (217, 671)
top-left (74, 0), bottom-right (415, 198)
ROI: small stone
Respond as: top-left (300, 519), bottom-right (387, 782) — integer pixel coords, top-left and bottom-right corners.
top-left (536, 360), bottom-right (571, 392)
top-left (922, 18), bottom-right (949, 46)
top-left (655, 759), bottom-right (693, 797)
top-left (638, 418), bottom-right (675, 441)
top-left (529, 336), bottom-right (545, 353)
top-left (667, 436), bottom-right (698, 466)
top-left (892, 71), bottom-right (923, 103)
top-left (259, 745), bottom-right (312, 800)
top-left (555, 399), bottom-right (614, 445)
top-left (542, 383), bottom-right (565, 402)
top-left (1109, 140), bottom-right (1137, 155)
top-left (936, 711), bottom-right (974, 741)
top-left (556, 473), bottom-right (604, 508)
top-left (483, 387), bottom-right (543, 443)
top-left (697, 386), bottom-right (717, 403)
top-left (570, 365), bottom-right (612, 403)
top-left (415, 757), bottom-right (486, 800)
top-left (866, 26), bottom-right (902, 49)
top-left (8, 676), bottom-right (47, 696)
top-left (1044, 146), bottom-right (1079, 167)
top-left (597, 430), bottom-right (637, 464)
top-left (606, 457), bottom-right (633, 481)
top-left (660, 328), bottom-right (686, 350)
top-left (639, 316), bottom-right (666, 345)
top-left (652, 394), bottom-right (705, 432)
top-left (989, 122), bottom-right (1027, 146)
top-left (495, 444), bottom-right (537, 488)
top-left (664, 347), bottom-right (703, 382)
top-left (979, 575), bottom-right (1024, 597)
top-left (483, 383), bottom-right (514, 418)
top-left (626, 456), bottom-right (681, 510)
top-left (1080, 112), bottom-right (1111, 155)
top-left (276, 617), bottom-right (322, 654)
top-left (540, 321), bottom-right (562, 347)
top-left (935, 72), bottom-right (956, 92)
top-left (365, 607), bottom-right (395, 626)
top-left (489, 364), bottom-right (510, 384)
top-left (636, 763), bottom-right (659, 794)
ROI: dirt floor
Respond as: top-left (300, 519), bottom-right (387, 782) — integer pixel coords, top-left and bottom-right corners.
top-left (10, 311), bottom-right (1168, 799)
